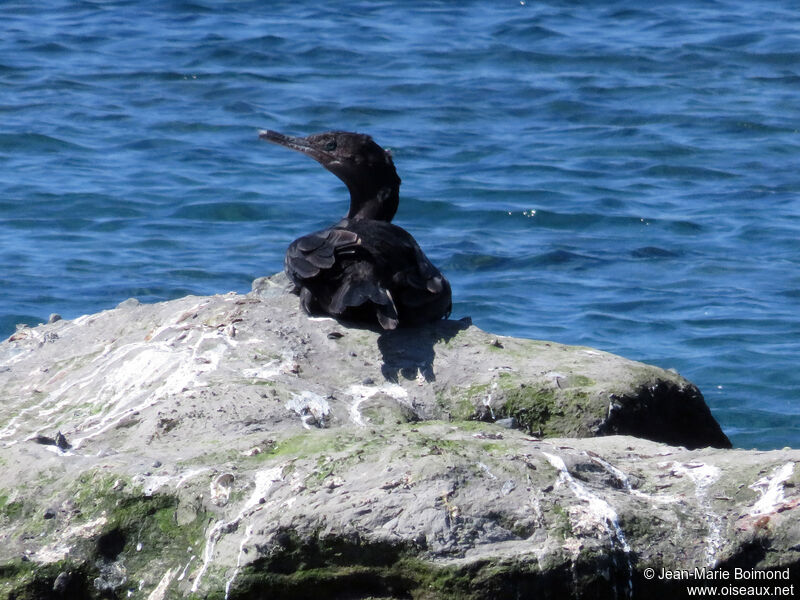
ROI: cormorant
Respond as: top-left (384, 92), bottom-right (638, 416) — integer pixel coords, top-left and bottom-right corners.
top-left (259, 130), bottom-right (452, 330)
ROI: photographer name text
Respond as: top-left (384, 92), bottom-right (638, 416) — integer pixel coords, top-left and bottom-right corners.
top-left (656, 567), bottom-right (791, 581)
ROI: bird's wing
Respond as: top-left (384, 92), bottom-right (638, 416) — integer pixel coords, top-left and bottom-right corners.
top-left (285, 228), bottom-right (361, 280)
top-left (386, 236), bottom-right (447, 299)
top-left (411, 244), bottom-right (447, 294)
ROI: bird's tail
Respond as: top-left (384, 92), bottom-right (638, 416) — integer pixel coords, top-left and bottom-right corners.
top-left (330, 274), bottom-right (399, 330)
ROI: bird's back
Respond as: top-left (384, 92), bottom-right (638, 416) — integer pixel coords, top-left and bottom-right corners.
top-left (285, 218), bottom-right (451, 329)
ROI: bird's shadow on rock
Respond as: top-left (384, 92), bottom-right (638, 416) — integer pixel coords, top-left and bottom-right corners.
top-left (377, 317), bottom-right (472, 383)
top-left (250, 273), bottom-right (471, 383)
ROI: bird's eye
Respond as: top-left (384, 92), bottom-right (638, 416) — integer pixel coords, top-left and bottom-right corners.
top-left (324, 139), bottom-right (337, 151)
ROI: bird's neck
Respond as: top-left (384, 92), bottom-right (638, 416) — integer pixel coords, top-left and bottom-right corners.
top-left (346, 185), bottom-right (399, 222)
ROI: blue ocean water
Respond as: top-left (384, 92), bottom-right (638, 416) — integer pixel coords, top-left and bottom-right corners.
top-left (1, 1), bottom-right (798, 449)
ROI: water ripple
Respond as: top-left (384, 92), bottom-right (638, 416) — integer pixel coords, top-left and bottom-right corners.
top-left (1, 0), bottom-right (799, 449)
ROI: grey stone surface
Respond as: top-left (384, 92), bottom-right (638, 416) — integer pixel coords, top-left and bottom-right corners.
top-left (1, 274), bottom-right (795, 599)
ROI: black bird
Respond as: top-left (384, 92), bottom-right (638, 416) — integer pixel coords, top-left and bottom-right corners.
top-left (259, 130), bottom-right (451, 330)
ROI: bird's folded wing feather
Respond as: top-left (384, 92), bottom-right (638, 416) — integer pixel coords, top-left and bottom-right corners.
top-left (286, 228), bottom-right (361, 279)
top-left (391, 243), bottom-right (447, 298)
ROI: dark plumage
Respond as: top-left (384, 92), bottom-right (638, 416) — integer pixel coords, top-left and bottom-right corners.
top-left (259, 129), bottom-right (452, 330)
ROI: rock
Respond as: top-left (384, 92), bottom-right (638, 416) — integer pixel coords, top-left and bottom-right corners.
top-left (116, 297), bottom-right (140, 309)
top-left (55, 431), bottom-right (71, 451)
top-left (210, 473), bottom-right (235, 507)
top-left (52, 570), bottom-right (72, 594)
top-left (1, 274), bottom-right (794, 599)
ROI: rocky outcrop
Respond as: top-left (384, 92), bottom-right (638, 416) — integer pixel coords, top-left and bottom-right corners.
top-left (1, 274), bottom-right (796, 600)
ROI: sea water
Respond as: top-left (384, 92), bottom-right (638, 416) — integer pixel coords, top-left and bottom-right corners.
top-left (1, 0), bottom-right (799, 449)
